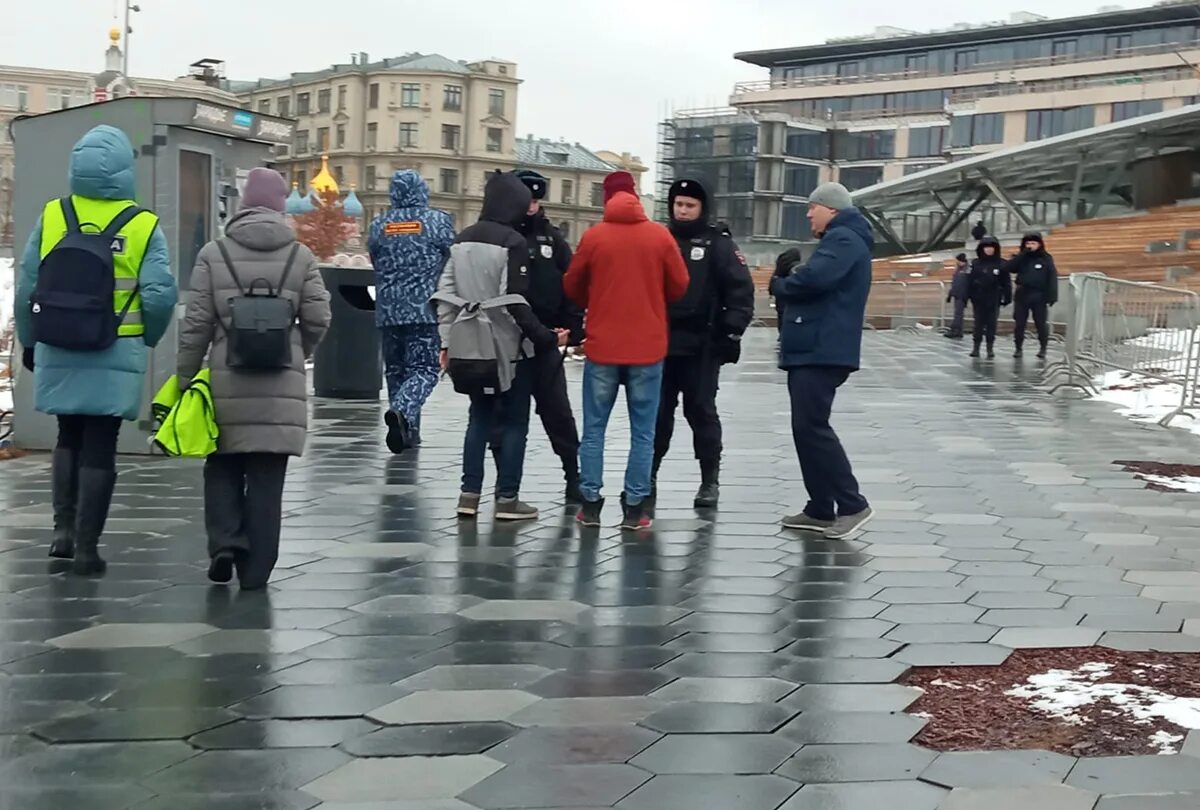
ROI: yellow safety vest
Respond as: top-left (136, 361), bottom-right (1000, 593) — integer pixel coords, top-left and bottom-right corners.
top-left (38, 195), bottom-right (160, 338)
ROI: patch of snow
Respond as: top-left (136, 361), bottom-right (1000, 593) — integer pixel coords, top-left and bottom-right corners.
top-left (1005, 661), bottom-right (1200, 753)
top-left (1090, 369), bottom-right (1200, 438)
top-left (930, 678), bottom-right (985, 691)
top-left (1151, 730), bottom-right (1185, 755)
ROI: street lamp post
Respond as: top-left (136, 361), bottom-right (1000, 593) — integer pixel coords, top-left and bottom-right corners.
top-left (123, 2), bottom-right (141, 78)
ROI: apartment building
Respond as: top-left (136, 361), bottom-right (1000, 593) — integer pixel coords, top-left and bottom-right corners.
top-left (661, 3), bottom-right (1200, 250)
top-left (232, 53), bottom-right (523, 228)
top-left (0, 32), bottom-right (238, 244)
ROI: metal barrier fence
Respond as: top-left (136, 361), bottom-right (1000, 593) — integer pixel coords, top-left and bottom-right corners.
top-left (1044, 272), bottom-right (1200, 426)
top-left (865, 281), bottom-right (949, 333)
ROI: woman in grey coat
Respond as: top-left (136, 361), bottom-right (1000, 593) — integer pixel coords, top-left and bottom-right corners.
top-left (177, 168), bottom-right (331, 589)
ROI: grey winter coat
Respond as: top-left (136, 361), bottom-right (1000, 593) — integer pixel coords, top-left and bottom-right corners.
top-left (176, 207), bottom-right (332, 456)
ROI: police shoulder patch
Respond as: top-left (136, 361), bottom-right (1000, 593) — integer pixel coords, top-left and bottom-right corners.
top-left (384, 221), bottom-right (423, 236)
top-left (734, 250), bottom-right (747, 266)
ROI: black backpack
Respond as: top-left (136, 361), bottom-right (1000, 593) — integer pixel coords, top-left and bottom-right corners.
top-left (31, 198), bottom-right (147, 351)
top-left (215, 240), bottom-right (300, 371)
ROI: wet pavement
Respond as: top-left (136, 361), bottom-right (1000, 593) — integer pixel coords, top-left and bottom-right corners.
top-left (3, 329), bottom-right (1200, 809)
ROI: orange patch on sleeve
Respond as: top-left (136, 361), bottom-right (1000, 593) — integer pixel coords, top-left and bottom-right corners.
top-left (384, 221), bottom-right (423, 236)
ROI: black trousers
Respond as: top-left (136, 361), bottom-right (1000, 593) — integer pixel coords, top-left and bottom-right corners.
top-left (971, 300), bottom-right (999, 346)
top-left (204, 453), bottom-right (289, 589)
top-left (56, 415), bottom-right (121, 470)
top-left (1013, 294), bottom-right (1049, 348)
top-left (655, 353), bottom-right (722, 465)
top-left (532, 349), bottom-right (580, 472)
top-left (787, 366), bottom-right (869, 521)
top-left (949, 298), bottom-right (967, 336)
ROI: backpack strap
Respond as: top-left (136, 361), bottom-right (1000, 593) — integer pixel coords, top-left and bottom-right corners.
top-left (275, 243), bottom-right (301, 296)
top-left (59, 197), bottom-right (82, 234)
top-left (430, 291), bottom-right (468, 309)
top-left (100, 204), bottom-right (148, 241)
top-left (215, 239), bottom-right (247, 295)
top-left (479, 294), bottom-right (528, 310)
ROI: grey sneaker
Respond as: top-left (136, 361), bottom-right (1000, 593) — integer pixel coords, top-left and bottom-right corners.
top-left (496, 497), bottom-right (538, 522)
top-left (456, 493), bottom-right (481, 518)
top-left (825, 507), bottom-right (875, 539)
top-left (782, 512), bottom-right (835, 532)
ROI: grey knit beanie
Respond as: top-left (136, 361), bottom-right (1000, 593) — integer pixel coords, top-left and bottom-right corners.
top-left (808, 182), bottom-right (854, 211)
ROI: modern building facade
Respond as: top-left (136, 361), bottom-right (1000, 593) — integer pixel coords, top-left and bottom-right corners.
top-left (515, 137), bottom-right (622, 241)
top-left (660, 3), bottom-right (1200, 254)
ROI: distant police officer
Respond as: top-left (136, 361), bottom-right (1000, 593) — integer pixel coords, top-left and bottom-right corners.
top-left (513, 169), bottom-right (584, 501)
top-left (654, 178), bottom-right (755, 508)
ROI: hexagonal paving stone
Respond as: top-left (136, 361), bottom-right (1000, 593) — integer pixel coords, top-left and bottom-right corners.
top-left (188, 719), bottom-right (374, 750)
top-left (46, 623), bottom-right (217, 649)
top-left (775, 657), bottom-right (909, 684)
top-left (340, 722), bottom-right (518, 757)
top-left (640, 702), bottom-right (798, 734)
top-left (922, 750), bottom-right (1076, 789)
top-left (615, 774), bottom-right (800, 810)
top-left (322, 542), bottom-right (431, 559)
top-left (630, 733), bottom-right (800, 774)
top-left (302, 755), bottom-right (503, 803)
top-left (508, 697), bottom-right (665, 727)
top-left (893, 644), bottom-right (1012, 667)
top-left (526, 669), bottom-right (674, 698)
top-left (649, 677), bottom-right (796, 704)
top-left (170, 630), bottom-right (333, 655)
top-left (781, 684), bottom-right (923, 712)
top-left (990, 627), bottom-right (1102, 649)
top-left (395, 664), bottom-right (553, 692)
top-left (368, 689), bottom-right (541, 725)
top-left (1096, 794), bottom-right (1200, 809)
top-left (488, 724), bottom-right (661, 764)
top-left (1068, 754), bottom-right (1200, 793)
top-left (32, 708), bottom-right (237, 742)
top-left (778, 780), bottom-right (947, 810)
top-left (776, 743), bottom-right (936, 783)
top-left (779, 712), bottom-right (927, 744)
top-left (939, 785), bottom-right (1100, 810)
top-left (461, 763), bottom-right (652, 809)
top-left (458, 599), bottom-right (589, 623)
top-left (231, 685), bottom-right (404, 719)
top-left (142, 749), bottom-right (351, 793)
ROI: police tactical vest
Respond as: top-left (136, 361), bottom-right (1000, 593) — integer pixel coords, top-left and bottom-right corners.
top-left (525, 230), bottom-right (564, 322)
top-left (670, 233), bottom-right (716, 323)
top-left (36, 195), bottom-right (157, 349)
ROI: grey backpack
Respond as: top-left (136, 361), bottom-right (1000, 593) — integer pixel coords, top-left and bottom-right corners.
top-left (215, 240), bottom-right (299, 371)
top-left (430, 291), bottom-right (525, 396)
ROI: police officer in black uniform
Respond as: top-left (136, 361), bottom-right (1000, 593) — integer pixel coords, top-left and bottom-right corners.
top-left (653, 178), bottom-right (755, 508)
top-left (511, 169), bottom-right (584, 501)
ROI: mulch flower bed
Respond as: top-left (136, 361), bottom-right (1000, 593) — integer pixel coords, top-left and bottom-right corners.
top-left (1115, 460), bottom-right (1200, 493)
top-left (903, 647), bottom-right (1200, 757)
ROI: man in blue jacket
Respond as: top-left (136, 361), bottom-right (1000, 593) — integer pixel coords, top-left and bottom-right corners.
top-left (770, 182), bottom-right (873, 539)
top-left (368, 170), bottom-right (455, 453)
top-left (16, 125), bottom-right (177, 574)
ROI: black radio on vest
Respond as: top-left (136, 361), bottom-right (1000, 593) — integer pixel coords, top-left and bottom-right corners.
top-left (216, 240), bottom-right (299, 370)
top-left (31, 198), bottom-right (145, 351)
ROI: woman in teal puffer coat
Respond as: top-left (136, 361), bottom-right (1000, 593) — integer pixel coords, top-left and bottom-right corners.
top-left (14, 125), bottom-right (177, 575)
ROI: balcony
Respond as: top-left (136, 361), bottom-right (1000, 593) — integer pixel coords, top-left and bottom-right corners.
top-left (733, 38), bottom-right (1200, 100)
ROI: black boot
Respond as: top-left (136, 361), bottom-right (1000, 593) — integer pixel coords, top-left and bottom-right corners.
top-left (987, 342), bottom-right (995, 359)
top-left (694, 458), bottom-right (720, 508)
top-left (1036, 343), bottom-right (1048, 359)
top-left (49, 449), bottom-right (79, 559)
top-left (1013, 344), bottom-right (1023, 358)
top-left (564, 462), bottom-right (582, 504)
top-left (969, 342), bottom-right (981, 358)
top-left (73, 468), bottom-right (116, 576)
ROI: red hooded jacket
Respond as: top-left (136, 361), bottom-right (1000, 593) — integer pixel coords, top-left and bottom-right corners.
top-left (564, 192), bottom-right (689, 365)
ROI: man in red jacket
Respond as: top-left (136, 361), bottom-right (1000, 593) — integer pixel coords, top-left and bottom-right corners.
top-left (565, 171), bottom-right (689, 530)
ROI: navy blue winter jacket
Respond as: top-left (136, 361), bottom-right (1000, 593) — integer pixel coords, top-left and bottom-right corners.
top-left (770, 207), bottom-right (873, 371)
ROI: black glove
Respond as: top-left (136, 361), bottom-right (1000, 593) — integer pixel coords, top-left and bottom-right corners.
top-left (22, 347), bottom-right (35, 372)
top-left (774, 248), bottom-right (802, 278)
top-left (715, 334), bottom-right (742, 365)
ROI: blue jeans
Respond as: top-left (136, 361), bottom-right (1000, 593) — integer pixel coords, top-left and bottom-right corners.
top-left (579, 360), bottom-right (664, 507)
top-left (462, 358), bottom-right (534, 498)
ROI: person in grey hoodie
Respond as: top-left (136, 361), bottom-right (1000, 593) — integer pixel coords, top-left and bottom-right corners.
top-left (944, 253), bottom-right (971, 339)
top-left (177, 168), bottom-right (331, 589)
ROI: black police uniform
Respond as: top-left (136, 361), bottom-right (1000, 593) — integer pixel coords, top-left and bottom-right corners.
top-left (1003, 231), bottom-right (1059, 358)
top-left (967, 236), bottom-right (1011, 358)
top-left (655, 178), bottom-right (755, 508)
top-left (513, 170), bottom-right (584, 496)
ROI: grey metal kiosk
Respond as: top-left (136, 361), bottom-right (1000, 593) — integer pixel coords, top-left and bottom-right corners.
top-left (9, 96), bottom-right (294, 454)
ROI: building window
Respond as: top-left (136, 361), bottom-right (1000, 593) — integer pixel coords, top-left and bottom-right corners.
top-left (728, 161), bottom-right (756, 193)
top-left (398, 122), bottom-right (418, 148)
top-left (488, 89), bottom-right (505, 115)
top-left (258, 99), bottom-right (271, 114)
top-left (904, 163), bottom-right (942, 176)
top-left (784, 164), bottom-right (819, 196)
top-left (839, 166), bottom-right (883, 190)
top-left (950, 113), bottom-right (1004, 147)
top-left (334, 165), bottom-right (344, 186)
top-left (953, 49), bottom-right (978, 72)
top-left (561, 179), bottom-right (574, 204)
top-left (401, 83), bottom-right (420, 108)
top-left (590, 182), bottom-right (603, 208)
top-left (316, 127), bottom-right (329, 152)
top-left (904, 54), bottom-right (928, 74)
top-left (907, 126), bottom-right (949, 158)
top-left (365, 165), bottom-right (376, 190)
top-left (1105, 34), bottom-right (1133, 55)
top-left (0, 83), bottom-right (29, 110)
top-left (782, 203), bottom-right (813, 240)
top-left (335, 123), bottom-right (346, 149)
top-left (486, 127), bottom-right (502, 153)
top-left (277, 97), bottom-right (289, 118)
top-left (440, 168), bottom-right (460, 195)
top-left (368, 83), bottom-right (380, 109)
top-left (444, 85), bottom-right (463, 111)
top-left (337, 85), bottom-right (347, 110)
top-left (1111, 99), bottom-right (1164, 122)
top-left (294, 129), bottom-right (309, 154)
top-left (1051, 39), bottom-right (1078, 60)
top-left (1025, 106), bottom-right (1095, 141)
top-left (296, 170), bottom-right (307, 191)
top-left (366, 123), bottom-right (377, 150)
top-left (785, 129), bottom-right (828, 159)
top-left (296, 93), bottom-right (310, 115)
top-left (441, 124), bottom-right (461, 151)
top-left (46, 87), bottom-right (77, 110)
top-left (836, 61), bottom-right (860, 78)
top-left (317, 89), bottom-right (331, 113)
top-left (836, 130), bottom-right (895, 161)
top-left (545, 151), bottom-right (569, 166)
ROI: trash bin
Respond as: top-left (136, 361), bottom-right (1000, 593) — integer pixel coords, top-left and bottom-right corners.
top-left (313, 265), bottom-right (382, 400)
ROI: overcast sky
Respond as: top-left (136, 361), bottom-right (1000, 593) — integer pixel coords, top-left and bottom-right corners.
top-left (2, 0), bottom-right (1153, 185)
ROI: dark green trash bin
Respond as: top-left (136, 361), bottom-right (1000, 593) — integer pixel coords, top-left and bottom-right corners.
top-left (313, 265), bottom-right (382, 400)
